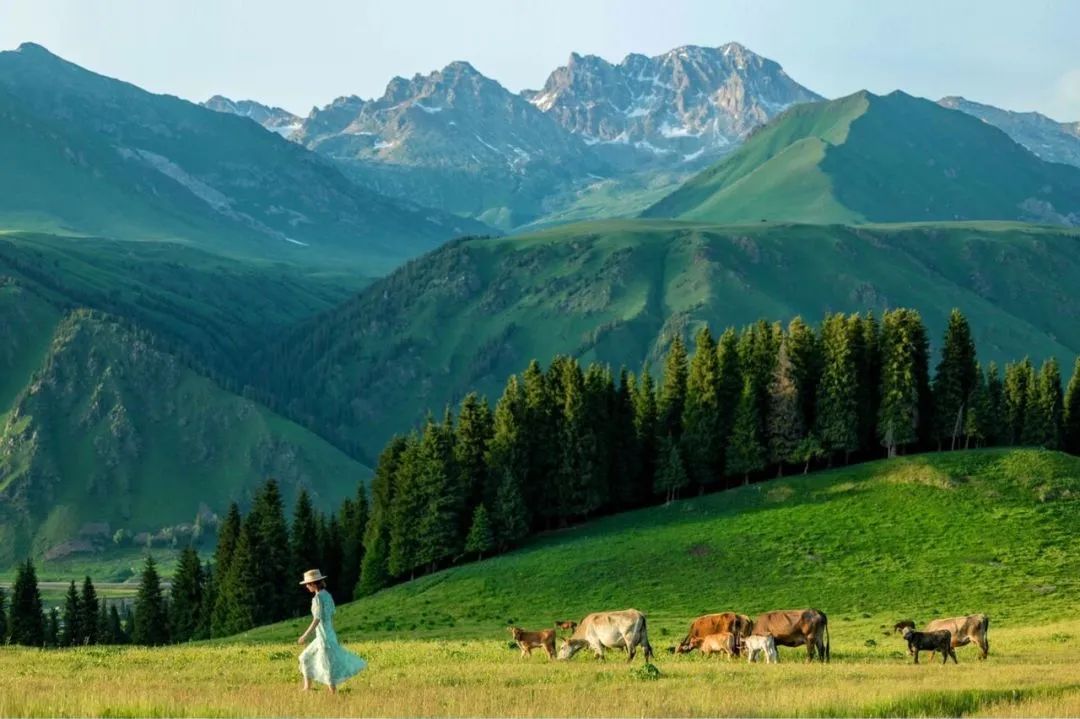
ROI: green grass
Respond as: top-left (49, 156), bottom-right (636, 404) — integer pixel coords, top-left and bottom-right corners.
top-left (240, 449), bottom-right (1080, 643)
top-left (263, 218), bottom-right (1080, 457)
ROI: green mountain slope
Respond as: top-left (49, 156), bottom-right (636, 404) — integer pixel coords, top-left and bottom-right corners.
top-left (0, 43), bottom-right (489, 272)
top-left (241, 448), bottom-right (1080, 641)
top-left (256, 219), bottom-right (1080, 457)
top-left (0, 309), bottom-right (370, 564)
top-left (645, 91), bottom-right (1080, 225)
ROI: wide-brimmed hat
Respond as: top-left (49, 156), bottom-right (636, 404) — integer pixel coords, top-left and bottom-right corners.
top-left (299, 568), bottom-right (328, 585)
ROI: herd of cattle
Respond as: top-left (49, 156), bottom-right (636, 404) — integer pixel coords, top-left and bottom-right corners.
top-left (508, 609), bottom-right (991, 666)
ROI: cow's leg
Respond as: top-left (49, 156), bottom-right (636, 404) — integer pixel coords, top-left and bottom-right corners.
top-left (913, 649), bottom-right (919, 664)
top-left (806, 636), bottom-right (815, 662)
top-left (949, 646), bottom-right (958, 664)
top-left (978, 636), bottom-right (989, 660)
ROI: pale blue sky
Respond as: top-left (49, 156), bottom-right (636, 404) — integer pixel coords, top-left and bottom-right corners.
top-left (2, 0), bottom-right (1078, 121)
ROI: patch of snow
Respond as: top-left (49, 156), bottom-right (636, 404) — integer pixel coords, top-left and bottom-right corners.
top-left (284, 237), bottom-right (309, 246)
top-left (473, 134), bottom-right (502, 154)
top-left (682, 148), bottom-right (705, 162)
top-left (659, 122), bottom-right (700, 138)
top-left (634, 139), bottom-right (672, 154)
top-left (373, 140), bottom-right (398, 150)
top-left (414, 102), bottom-right (443, 114)
top-left (528, 91), bottom-right (557, 111)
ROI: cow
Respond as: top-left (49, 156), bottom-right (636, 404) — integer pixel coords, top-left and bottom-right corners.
top-left (744, 634), bottom-right (779, 664)
top-left (894, 615), bottom-right (989, 660)
top-left (685, 632), bottom-right (737, 659)
top-left (556, 609), bottom-right (654, 663)
top-left (675, 612), bottom-right (753, 655)
top-left (897, 626), bottom-right (957, 664)
top-left (508, 626), bottom-right (556, 659)
top-left (751, 609), bottom-right (830, 662)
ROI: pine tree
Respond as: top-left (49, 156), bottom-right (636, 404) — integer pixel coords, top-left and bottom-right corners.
top-left (463, 504), bottom-right (495, 560)
top-left (210, 502), bottom-right (242, 632)
top-left (45, 607), bottom-right (59, 648)
top-left (932, 309), bottom-right (979, 450)
top-left (611, 368), bottom-right (644, 510)
top-left (338, 488), bottom-right (369, 603)
top-left (631, 365), bottom-right (660, 502)
top-left (0, 587), bottom-right (7, 644)
top-left (816, 314), bottom-right (859, 462)
top-left (555, 358), bottom-right (600, 523)
top-left (96, 598), bottom-right (109, 644)
top-left (715, 329), bottom-right (742, 484)
top-left (79, 576), bottom-right (99, 646)
top-left (1064, 358), bottom-right (1080, 455)
top-left (486, 375), bottom-right (531, 548)
top-left (766, 338), bottom-right (805, 475)
top-left (584, 363), bottom-right (615, 512)
top-left (1026, 359), bottom-right (1064, 448)
top-left (726, 376), bottom-right (765, 483)
top-left (388, 433), bottom-right (424, 579)
top-left (964, 364), bottom-right (991, 448)
top-left (248, 479), bottom-right (291, 625)
top-left (455, 393), bottom-right (494, 526)
top-left (169, 546), bottom-right (204, 642)
top-left (318, 513), bottom-right (344, 601)
top-left (491, 467), bottom-right (529, 551)
top-left (854, 313), bottom-right (882, 452)
top-left (289, 488), bottom-right (320, 616)
top-left (358, 436), bottom-right (407, 596)
top-left (878, 309), bottom-right (931, 457)
top-left (522, 360), bottom-right (560, 526)
top-left (654, 435), bottom-right (689, 504)
top-left (658, 334), bottom-right (689, 442)
top-left (107, 603), bottom-right (127, 644)
top-left (61, 580), bottom-right (82, 647)
top-left (8, 558), bottom-right (44, 646)
top-left (215, 520), bottom-right (259, 636)
top-left (415, 415), bottom-right (462, 573)
top-left (787, 317), bottom-right (822, 435)
top-left (132, 556), bottom-right (169, 646)
top-left (794, 434), bottom-right (825, 475)
top-left (682, 327), bottom-right (723, 489)
top-left (985, 362), bottom-right (1005, 447)
top-left (1004, 359), bottom-right (1033, 445)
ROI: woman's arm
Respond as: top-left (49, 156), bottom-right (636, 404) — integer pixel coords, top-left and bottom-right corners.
top-left (297, 616), bottom-right (320, 644)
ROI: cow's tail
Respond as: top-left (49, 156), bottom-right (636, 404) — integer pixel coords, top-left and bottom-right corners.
top-left (641, 615), bottom-right (655, 662)
top-left (824, 613), bottom-right (831, 663)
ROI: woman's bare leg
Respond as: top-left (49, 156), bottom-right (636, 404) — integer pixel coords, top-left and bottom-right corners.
top-left (301, 675), bottom-right (311, 691)
top-left (327, 683), bottom-right (337, 695)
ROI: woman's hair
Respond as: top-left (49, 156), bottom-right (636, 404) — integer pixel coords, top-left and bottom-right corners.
top-left (316, 579), bottom-right (327, 590)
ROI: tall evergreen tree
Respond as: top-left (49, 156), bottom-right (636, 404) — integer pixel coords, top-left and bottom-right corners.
top-left (878, 309), bottom-right (931, 456)
top-left (631, 365), bottom-right (660, 501)
top-left (964, 364), bottom-right (991, 448)
top-left (854, 313), bottom-right (882, 451)
top-left (61, 580), bottom-right (82, 647)
top-left (816, 314), bottom-right (860, 462)
top-left (658, 334), bottom-right (689, 442)
top-left (454, 393), bottom-right (494, 526)
top-left (611, 369), bottom-right (644, 510)
top-left (491, 467), bottom-right (529, 551)
top-left (726, 376), bottom-right (765, 482)
top-left (215, 520), bottom-right (259, 637)
top-left (767, 338), bottom-right (805, 475)
top-left (787, 317), bottom-right (822, 434)
top-left (289, 488), bottom-right (320, 615)
top-left (338, 488), bottom-right (369, 603)
top-left (45, 607), bottom-right (59, 648)
top-left (107, 603), bottom-right (127, 644)
top-left (682, 327), bottom-right (723, 489)
top-left (388, 433), bottom-right (424, 579)
top-left (169, 546), bottom-right (204, 642)
top-left (486, 375), bottom-right (531, 548)
top-left (212, 502), bottom-right (241, 592)
top-left (248, 479), bottom-right (291, 625)
top-left (1026, 359), bottom-right (1064, 448)
top-left (583, 363), bottom-right (615, 511)
top-left (1004, 359), bottom-right (1034, 444)
top-left (985, 362), bottom-right (1005, 447)
top-left (195, 562), bottom-right (214, 640)
top-left (463, 504), bottom-right (495, 560)
top-left (715, 329), bottom-right (743, 484)
top-left (932, 309), bottom-right (979, 450)
top-left (132, 556), bottom-right (169, 646)
top-left (1064, 358), bottom-right (1080, 455)
top-left (357, 436), bottom-right (406, 597)
top-left (522, 360), bottom-right (560, 526)
top-left (654, 435), bottom-right (689, 504)
top-left (555, 358), bottom-right (602, 523)
top-left (415, 415), bottom-right (462, 573)
top-left (0, 587), bottom-right (7, 644)
top-left (96, 598), bottom-right (109, 645)
top-left (8, 558), bottom-right (44, 647)
top-left (79, 576), bottom-right (100, 646)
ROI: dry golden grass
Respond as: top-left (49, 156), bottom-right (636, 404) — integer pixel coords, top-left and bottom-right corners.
top-left (2, 618), bottom-right (1080, 717)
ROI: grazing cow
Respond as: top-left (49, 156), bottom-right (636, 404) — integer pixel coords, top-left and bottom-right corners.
top-left (508, 626), bottom-right (556, 659)
top-left (685, 632), bottom-right (737, 659)
top-left (894, 615), bottom-right (989, 660)
top-left (898, 626), bottom-right (956, 664)
top-left (751, 609), bottom-right (830, 663)
top-left (744, 634), bottom-right (779, 664)
top-left (675, 612), bottom-right (753, 654)
top-left (557, 609), bottom-right (654, 662)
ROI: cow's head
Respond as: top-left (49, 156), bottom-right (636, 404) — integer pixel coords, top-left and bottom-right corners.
top-left (893, 620), bottom-right (916, 634)
top-left (674, 637), bottom-right (702, 654)
top-left (507, 626), bottom-right (521, 640)
top-left (556, 639), bottom-right (581, 660)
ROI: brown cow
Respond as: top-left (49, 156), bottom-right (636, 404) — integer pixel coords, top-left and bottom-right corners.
top-left (508, 626), bottom-right (556, 659)
top-left (675, 612), bottom-right (753, 654)
top-left (751, 609), bottom-right (830, 663)
top-left (895, 615), bottom-right (989, 660)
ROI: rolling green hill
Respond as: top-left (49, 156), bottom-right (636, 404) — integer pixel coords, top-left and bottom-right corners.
top-left (255, 219), bottom-right (1080, 458)
top-left (0, 43), bottom-right (489, 272)
top-left (0, 305), bottom-right (370, 564)
top-left (644, 91), bottom-right (1080, 226)
top-left (240, 448), bottom-right (1080, 642)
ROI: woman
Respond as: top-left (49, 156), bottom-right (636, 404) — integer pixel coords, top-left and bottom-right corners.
top-left (297, 569), bottom-right (366, 693)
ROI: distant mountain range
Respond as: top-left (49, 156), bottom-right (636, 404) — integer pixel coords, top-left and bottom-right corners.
top-left (0, 43), bottom-right (487, 273)
top-left (203, 95), bottom-right (302, 136)
top-left (938, 96), bottom-right (1080, 168)
top-left (205, 43), bottom-right (821, 228)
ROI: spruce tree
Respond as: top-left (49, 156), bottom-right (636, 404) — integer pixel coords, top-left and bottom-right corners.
top-left (8, 558), bottom-right (44, 646)
top-left (455, 393), bottom-right (494, 526)
top-left (854, 313), bottom-right (882, 452)
top-left (289, 488), bottom-right (320, 615)
top-left (1027, 359), bottom-right (1064, 449)
top-left (1064, 358), bottom-right (1080, 455)
top-left (985, 362), bottom-right (1005, 446)
top-left (338, 488), bottom-right (369, 603)
top-left (169, 546), bottom-right (204, 642)
top-left (248, 479), bottom-right (291, 625)
top-left (45, 607), bottom-right (59, 648)
top-left (486, 375), bottom-right (531, 548)
top-left (631, 365), bottom-right (659, 501)
top-left (682, 327), bottom-right (723, 489)
top-left (816, 314), bottom-right (859, 462)
top-left (388, 433), bottom-right (424, 579)
top-left (79, 576), bottom-right (99, 646)
top-left (787, 317), bottom-right (822, 434)
top-left (658, 334), bottom-right (689, 442)
top-left (522, 360), bottom-right (559, 526)
top-left (1003, 359), bottom-right (1033, 445)
top-left (715, 329), bottom-right (742, 484)
top-left (195, 562), bottom-right (214, 640)
top-left (878, 309), bottom-right (931, 456)
top-left (318, 513), bottom-right (344, 601)
top-left (611, 368), bottom-right (644, 510)
top-left (61, 580), bottom-right (82, 647)
top-left (491, 468), bottom-right (529, 551)
top-left (556, 358), bottom-right (600, 523)
top-left (358, 436), bottom-right (407, 596)
top-left (415, 415), bottom-right (462, 573)
top-left (132, 556), bottom-right (169, 646)
top-left (211, 501), bottom-right (242, 628)
top-left (108, 603), bottom-right (126, 644)
top-left (932, 309), bottom-right (979, 450)
top-left (583, 363), bottom-right (614, 512)
top-left (766, 338), bottom-right (805, 475)
top-left (726, 376), bottom-right (765, 483)
top-left (654, 435), bottom-right (689, 504)
top-left (215, 520), bottom-right (259, 636)
top-left (0, 587), bottom-right (7, 644)
top-left (463, 504), bottom-right (495, 560)
top-left (96, 598), bottom-right (109, 645)
top-left (964, 364), bottom-right (990, 448)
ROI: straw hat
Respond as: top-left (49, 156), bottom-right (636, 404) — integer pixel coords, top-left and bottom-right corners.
top-left (299, 568), bottom-right (328, 585)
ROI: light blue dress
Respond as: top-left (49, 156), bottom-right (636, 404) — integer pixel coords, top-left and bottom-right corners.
top-left (299, 589), bottom-right (366, 686)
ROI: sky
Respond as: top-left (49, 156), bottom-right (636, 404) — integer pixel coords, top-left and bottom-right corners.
top-left (2, 0), bottom-right (1079, 121)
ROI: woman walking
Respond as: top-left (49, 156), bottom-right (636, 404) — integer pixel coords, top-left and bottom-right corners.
top-left (297, 569), bottom-right (366, 693)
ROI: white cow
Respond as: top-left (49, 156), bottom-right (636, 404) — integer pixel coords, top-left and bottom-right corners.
top-left (745, 634), bottom-right (779, 664)
top-left (557, 609), bottom-right (654, 662)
